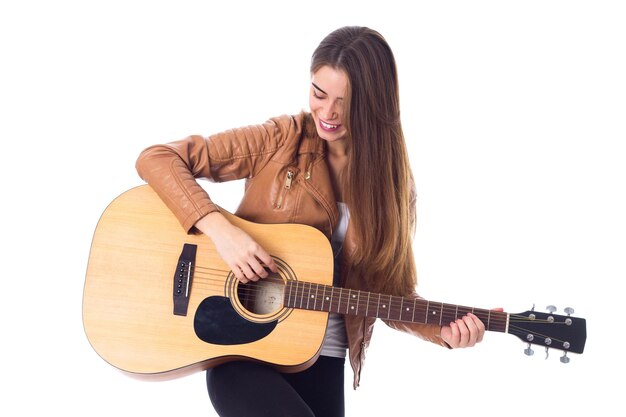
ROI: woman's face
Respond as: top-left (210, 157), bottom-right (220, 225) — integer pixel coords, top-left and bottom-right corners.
top-left (309, 65), bottom-right (349, 143)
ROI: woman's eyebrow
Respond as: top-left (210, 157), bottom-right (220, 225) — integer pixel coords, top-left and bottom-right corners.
top-left (311, 82), bottom-right (343, 100)
top-left (311, 82), bottom-right (327, 95)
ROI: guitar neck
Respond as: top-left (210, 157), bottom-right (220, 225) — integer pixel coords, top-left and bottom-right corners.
top-left (283, 281), bottom-right (508, 333)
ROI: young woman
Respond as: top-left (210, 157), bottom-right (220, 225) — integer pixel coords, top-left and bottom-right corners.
top-left (136, 26), bottom-right (489, 417)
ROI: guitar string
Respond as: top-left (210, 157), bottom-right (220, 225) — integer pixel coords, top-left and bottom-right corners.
top-left (176, 270), bottom-right (574, 347)
top-left (189, 276), bottom-right (574, 346)
top-left (187, 270), bottom-right (568, 331)
top-left (191, 270), bottom-right (524, 321)
top-left (277, 281), bottom-right (562, 323)
top-left (185, 270), bottom-right (517, 328)
top-left (190, 266), bottom-right (555, 319)
top-left (179, 264), bottom-right (571, 348)
top-left (194, 264), bottom-right (567, 342)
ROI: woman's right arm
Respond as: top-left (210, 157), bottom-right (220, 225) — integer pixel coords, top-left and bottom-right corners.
top-left (135, 115), bottom-right (303, 280)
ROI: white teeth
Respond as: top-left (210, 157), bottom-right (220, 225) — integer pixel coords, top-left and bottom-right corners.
top-left (321, 120), bottom-right (337, 129)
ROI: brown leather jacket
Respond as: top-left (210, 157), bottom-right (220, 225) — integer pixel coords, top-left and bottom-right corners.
top-left (136, 112), bottom-right (448, 388)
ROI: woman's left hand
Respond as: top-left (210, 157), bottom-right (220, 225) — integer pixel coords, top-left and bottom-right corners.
top-left (440, 309), bottom-right (504, 348)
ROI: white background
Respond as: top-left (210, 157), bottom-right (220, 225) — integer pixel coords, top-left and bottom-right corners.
top-left (1, 1), bottom-right (624, 415)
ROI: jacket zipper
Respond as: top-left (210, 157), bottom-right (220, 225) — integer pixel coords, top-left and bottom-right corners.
top-left (276, 170), bottom-right (294, 209)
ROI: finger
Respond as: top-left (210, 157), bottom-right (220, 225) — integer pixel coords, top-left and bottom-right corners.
top-left (238, 263), bottom-right (259, 282)
top-left (457, 318), bottom-right (470, 348)
top-left (449, 321), bottom-right (460, 347)
top-left (255, 250), bottom-right (277, 273)
top-left (243, 241), bottom-right (274, 277)
top-left (249, 257), bottom-right (270, 279)
top-left (230, 264), bottom-right (249, 283)
top-left (462, 314), bottom-right (479, 347)
top-left (468, 313), bottom-right (486, 344)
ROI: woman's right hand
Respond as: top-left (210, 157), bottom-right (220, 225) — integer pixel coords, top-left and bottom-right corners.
top-left (195, 211), bottom-right (277, 283)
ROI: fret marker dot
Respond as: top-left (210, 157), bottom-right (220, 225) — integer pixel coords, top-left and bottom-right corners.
top-left (383, 305), bottom-right (386, 308)
top-left (326, 297), bottom-right (330, 301)
top-left (406, 308), bottom-right (410, 311)
top-left (352, 294), bottom-right (356, 298)
top-left (351, 306), bottom-right (355, 310)
top-left (311, 295), bottom-right (315, 298)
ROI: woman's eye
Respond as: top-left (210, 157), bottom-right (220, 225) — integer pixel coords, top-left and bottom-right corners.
top-left (312, 90), bottom-right (325, 99)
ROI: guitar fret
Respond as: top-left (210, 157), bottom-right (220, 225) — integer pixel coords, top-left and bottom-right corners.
top-left (346, 289), bottom-right (350, 314)
top-left (306, 282), bottom-right (311, 310)
top-left (356, 290), bottom-right (361, 315)
top-left (366, 292), bottom-right (370, 317)
top-left (313, 283), bottom-right (318, 310)
top-left (439, 304), bottom-right (443, 326)
top-left (338, 288), bottom-right (343, 313)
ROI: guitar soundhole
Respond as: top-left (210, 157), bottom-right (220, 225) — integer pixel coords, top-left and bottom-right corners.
top-left (236, 274), bottom-right (285, 315)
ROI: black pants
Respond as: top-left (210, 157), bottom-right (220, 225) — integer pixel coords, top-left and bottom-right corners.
top-left (206, 356), bottom-right (345, 417)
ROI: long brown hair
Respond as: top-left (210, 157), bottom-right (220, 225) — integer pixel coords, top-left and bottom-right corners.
top-left (311, 26), bottom-right (417, 295)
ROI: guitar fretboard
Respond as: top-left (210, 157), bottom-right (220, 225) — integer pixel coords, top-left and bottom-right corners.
top-left (283, 281), bottom-right (508, 333)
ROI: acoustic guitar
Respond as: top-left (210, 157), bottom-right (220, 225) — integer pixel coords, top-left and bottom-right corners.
top-left (83, 185), bottom-right (586, 379)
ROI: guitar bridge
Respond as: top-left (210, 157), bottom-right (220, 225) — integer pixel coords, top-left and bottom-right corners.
top-left (173, 244), bottom-right (197, 316)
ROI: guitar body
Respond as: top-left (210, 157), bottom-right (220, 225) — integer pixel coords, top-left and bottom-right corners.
top-left (83, 185), bottom-right (333, 379)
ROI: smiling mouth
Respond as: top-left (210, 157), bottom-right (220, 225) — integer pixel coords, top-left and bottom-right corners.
top-left (320, 119), bottom-right (340, 132)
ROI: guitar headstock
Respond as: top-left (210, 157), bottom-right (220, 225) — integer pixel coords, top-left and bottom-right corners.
top-left (508, 306), bottom-right (586, 362)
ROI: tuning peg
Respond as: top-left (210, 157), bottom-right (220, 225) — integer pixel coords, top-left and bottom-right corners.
top-left (564, 307), bottom-right (575, 316)
top-left (524, 343), bottom-right (534, 356)
top-left (560, 352), bottom-right (571, 364)
top-left (546, 305), bottom-right (557, 313)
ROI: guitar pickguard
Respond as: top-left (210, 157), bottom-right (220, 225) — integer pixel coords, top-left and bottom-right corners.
top-left (194, 296), bottom-right (277, 345)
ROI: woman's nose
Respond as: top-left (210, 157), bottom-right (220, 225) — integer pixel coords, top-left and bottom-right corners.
top-left (322, 104), bottom-right (338, 120)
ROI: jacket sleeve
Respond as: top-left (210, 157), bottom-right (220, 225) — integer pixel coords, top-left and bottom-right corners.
top-left (136, 114), bottom-right (303, 233)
